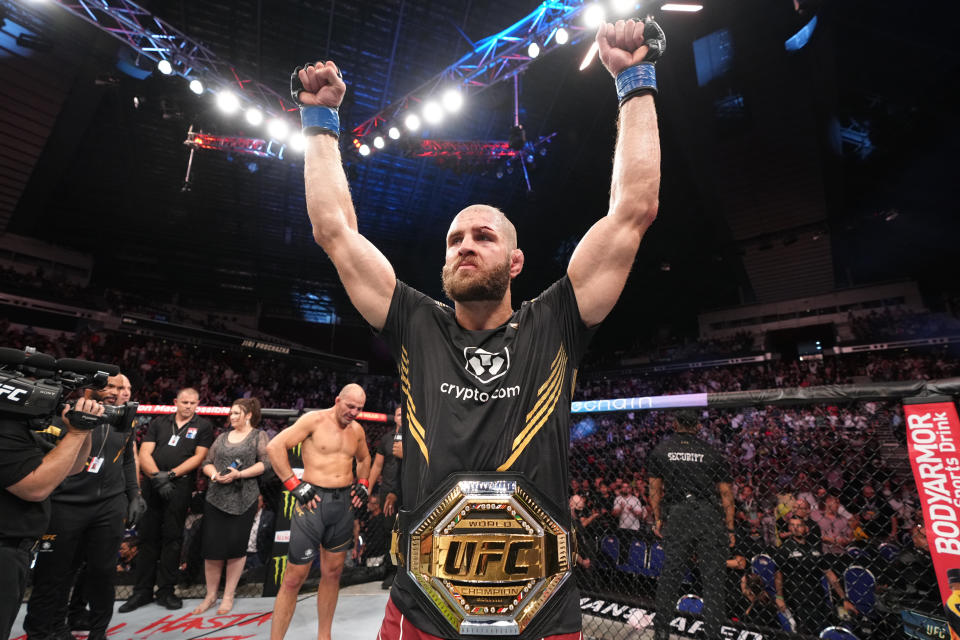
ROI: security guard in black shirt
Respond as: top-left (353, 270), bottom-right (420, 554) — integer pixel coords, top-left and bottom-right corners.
top-left (24, 374), bottom-right (144, 640)
top-left (647, 409), bottom-right (735, 640)
top-left (120, 387), bottom-right (213, 612)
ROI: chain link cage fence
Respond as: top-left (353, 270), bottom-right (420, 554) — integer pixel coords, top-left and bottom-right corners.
top-left (570, 401), bottom-right (933, 640)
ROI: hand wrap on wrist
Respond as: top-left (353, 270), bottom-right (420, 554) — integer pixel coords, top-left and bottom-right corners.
top-left (615, 18), bottom-right (666, 105)
top-left (300, 106), bottom-right (340, 138)
top-left (284, 475), bottom-right (318, 507)
top-left (290, 63), bottom-right (341, 138)
top-left (352, 479), bottom-right (369, 512)
top-left (616, 63), bottom-right (657, 104)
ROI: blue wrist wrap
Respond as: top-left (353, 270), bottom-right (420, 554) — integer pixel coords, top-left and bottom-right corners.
top-left (300, 105), bottom-right (340, 138)
top-left (616, 63), bottom-right (657, 105)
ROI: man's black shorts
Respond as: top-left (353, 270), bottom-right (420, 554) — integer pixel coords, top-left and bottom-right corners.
top-left (288, 487), bottom-right (354, 563)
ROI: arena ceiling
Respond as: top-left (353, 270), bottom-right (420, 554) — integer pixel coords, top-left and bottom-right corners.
top-left (1, 0), bottom-right (956, 362)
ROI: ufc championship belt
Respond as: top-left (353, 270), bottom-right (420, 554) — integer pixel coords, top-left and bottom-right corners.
top-left (392, 473), bottom-right (572, 636)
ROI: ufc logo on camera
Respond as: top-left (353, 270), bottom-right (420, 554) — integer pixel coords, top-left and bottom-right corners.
top-left (0, 382), bottom-right (29, 404)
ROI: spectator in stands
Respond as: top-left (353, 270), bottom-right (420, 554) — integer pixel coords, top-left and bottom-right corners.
top-left (881, 522), bottom-right (939, 607)
top-left (612, 480), bottom-right (645, 558)
top-left (774, 516), bottom-right (858, 635)
top-left (735, 484), bottom-right (759, 524)
top-left (813, 494), bottom-right (853, 565)
top-left (355, 494), bottom-right (389, 572)
top-left (739, 573), bottom-right (781, 629)
top-left (778, 498), bottom-right (821, 548)
top-left (853, 484), bottom-right (898, 544)
top-left (117, 537), bottom-right (140, 574)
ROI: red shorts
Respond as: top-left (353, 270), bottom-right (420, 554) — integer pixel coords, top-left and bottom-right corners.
top-left (377, 597), bottom-right (582, 640)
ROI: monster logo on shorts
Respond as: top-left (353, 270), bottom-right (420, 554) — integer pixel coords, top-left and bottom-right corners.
top-left (401, 475), bottom-right (570, 636)
top-left (463, 347), bottom-right (510, 384)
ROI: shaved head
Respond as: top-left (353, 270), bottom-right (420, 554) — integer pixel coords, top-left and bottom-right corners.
top-left (334, 383), bottom-right (366, 427)
top-left (450, 205), bottom-right (517, 250)
top-left (338, 383), bottom-right (365, 404)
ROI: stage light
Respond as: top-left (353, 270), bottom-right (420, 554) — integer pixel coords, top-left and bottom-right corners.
top-left (358, 144), bottom-right (371, 156)
top-left (289, 133), bottom-right (306, 152)
top-left (579, 41), bottom-right (600, 70)
top-left (245, 108), bottom-right (263, 126)
top-left (441, 89), bottom-right (463, 113)
top-left (555, 28), bottom-right (569, 45)
top-left (157, 59), bottom-right (173, 75)
top-left (373, 135), bottom-right (385, 149)
top-left (388, 126), bottom-right (401, 140)
top-left (583, 3), bottom-right (605, 28)
top-left (661, 3), bottom-right (703, 11)
top-left (527, 42), bottom-right (540, 58)
top-left (405, 113), bottom-right (421, 131)
top-left (216, 90), bottom-right (240, 114)
top-left (267, 118), bottom-right (289, 140)
top-left (188, 79), bottom-right (204, 95)
top-left (423, 100), bottom-right (443, 124)
top-left (612, 0), bottom-right (635, 14)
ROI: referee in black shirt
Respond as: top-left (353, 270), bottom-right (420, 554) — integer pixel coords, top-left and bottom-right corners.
top-left (647, 409), bottom-right (735, 640)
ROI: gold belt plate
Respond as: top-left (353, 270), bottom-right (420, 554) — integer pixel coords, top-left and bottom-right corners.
top-left (404, 478), bottom-right (570, 636)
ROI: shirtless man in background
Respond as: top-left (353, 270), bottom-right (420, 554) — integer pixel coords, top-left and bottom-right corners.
top-left (266, 383), bottom-right (372, 640)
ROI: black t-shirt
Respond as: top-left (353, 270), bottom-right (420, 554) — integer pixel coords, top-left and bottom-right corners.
top-left (376, 430), bottom-right (401, 498)
top-left (646, 433), bottom-right (731, 505)
top-left (53, 423), bottom-right (138, 505)
top-left (143, 414), bottom-right (214, 480)
top-left (378, 277), bottom-right (595, 639)
top-left (0, 418), bottom-right (52, 538)
top-left (774, 538), bottom-right (832, 611)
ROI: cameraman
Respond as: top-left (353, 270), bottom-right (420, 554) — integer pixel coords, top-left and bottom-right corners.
top-left (24, 374), bottom-right (143, 640)
top-left (0, 398), bottom-right (100, 640)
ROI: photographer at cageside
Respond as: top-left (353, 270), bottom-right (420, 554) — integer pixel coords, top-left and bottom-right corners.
top-left (0, 346), bottom-right (127, 640)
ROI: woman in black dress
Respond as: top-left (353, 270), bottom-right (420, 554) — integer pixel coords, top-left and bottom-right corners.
top-left (192, 398), bottom-right (270, 615)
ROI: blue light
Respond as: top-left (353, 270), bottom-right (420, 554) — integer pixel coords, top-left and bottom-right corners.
top-left (785, 15), bottom-right (818, 52)
top-left (571, 417), bottom-right (596, 441)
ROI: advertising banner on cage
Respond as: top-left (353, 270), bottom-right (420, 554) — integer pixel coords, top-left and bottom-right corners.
top-left (903, 398), bottom-right (960, 640)
top-left (262, 443), bottom-right (305, 598)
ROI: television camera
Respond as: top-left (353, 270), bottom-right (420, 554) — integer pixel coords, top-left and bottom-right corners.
top-left (0, 347), bottom-right (138, 431)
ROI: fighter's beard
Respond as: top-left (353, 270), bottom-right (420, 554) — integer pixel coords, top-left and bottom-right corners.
top-left (441, 257), bottom-right (511, 302)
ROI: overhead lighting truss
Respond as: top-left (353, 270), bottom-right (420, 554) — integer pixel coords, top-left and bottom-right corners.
top-left (184, 129), bottom-right (289, 161)
top-left (50, 1), bottom-right (297, 119)
top-left (351, 0), bottom-right (597, 140)
top-left (412, 132), bottom-right (556, 161)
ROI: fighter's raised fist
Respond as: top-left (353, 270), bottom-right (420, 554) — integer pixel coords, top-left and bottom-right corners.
top-left (291, 60), bottom-right (345, 109)
top-left (597, 18), bottom-right (666, 78)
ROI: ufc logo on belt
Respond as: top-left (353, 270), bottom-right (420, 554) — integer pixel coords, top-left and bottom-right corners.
top-left (434, 535), bottom-right (544, 581)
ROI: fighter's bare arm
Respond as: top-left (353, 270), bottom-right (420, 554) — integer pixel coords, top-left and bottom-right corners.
top-left (568, 20), bottom-right (661, 328)
top-left (266, 412), bottom-right (318, 484)
top-left (297, 61), bottom-right (396, 330)
top-left (354, 423), bottom-right (371, 482)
